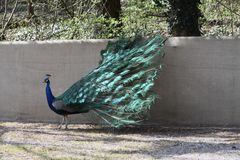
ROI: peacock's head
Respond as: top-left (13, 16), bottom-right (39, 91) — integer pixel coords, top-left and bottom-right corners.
top-left (43, 74), bottom-right (51, 83)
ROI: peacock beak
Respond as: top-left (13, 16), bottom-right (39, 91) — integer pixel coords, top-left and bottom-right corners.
top-left (43, 79), bottom-right (48, 83)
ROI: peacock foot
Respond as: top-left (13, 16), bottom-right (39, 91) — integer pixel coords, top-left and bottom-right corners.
top-left (57, 115), bottom-right (69, 130)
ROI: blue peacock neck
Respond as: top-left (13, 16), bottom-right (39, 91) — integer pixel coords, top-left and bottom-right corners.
top-left (45, 81), bottom-right (55, 109)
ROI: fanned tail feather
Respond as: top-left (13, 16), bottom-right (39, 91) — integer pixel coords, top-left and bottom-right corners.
top-left (57, 34), bottom-right (165, 128)
top-left (91, 34), bottom-right (165, 127)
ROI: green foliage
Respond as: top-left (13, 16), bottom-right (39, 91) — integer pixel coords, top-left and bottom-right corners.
top-left (3, 0), bottom-right (168, 40)
top-left (1, 0), bottom-right (240, 40)
top-left (120, 0), bottom-right (168, 37)
top-left (200, 0), bottom-right (240, 37)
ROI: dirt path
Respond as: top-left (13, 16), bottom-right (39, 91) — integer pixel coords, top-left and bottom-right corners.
top-left (0, 122), bottom-right (240, 160)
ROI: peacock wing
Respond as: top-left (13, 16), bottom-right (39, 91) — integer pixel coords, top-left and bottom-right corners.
top-left (56, 34), bottom-right (166, 127)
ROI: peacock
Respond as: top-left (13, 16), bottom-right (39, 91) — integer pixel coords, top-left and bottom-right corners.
top-left (43, 34), bottom-right (165, 129)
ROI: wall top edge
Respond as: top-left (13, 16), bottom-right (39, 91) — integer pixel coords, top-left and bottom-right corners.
top-left (0, 39), bottom-right (113, 45)
top-left (0, 37), bottom-right (239, 45)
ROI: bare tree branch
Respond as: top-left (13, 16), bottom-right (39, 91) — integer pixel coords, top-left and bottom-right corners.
top-left (0, 0), bottom-right (18, 39)
top-left (216, 0), bottom-right (240, 17)
top-left (2, 0), bottom-right (8, 29)
top-left (145, 12), bottom-right (168, 18)
top-left (35, 0), bottom-right (80, 18)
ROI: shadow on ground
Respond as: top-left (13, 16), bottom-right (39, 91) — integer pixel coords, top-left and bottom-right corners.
top-left (0, 122), bottom-right (240, 159)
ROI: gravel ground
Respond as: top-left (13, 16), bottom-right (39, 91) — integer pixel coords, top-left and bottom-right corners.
top-left (1, 122), bottom-right (240, 160)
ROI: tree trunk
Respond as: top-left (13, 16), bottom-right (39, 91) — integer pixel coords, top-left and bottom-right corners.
top-left (59, 0), bottom-right (75, 18)
top-left (0, 0), bottom-right (4, 11)
top-left (95, 0), bottom-right (121, 38)
top-left (27, 0), bottom-right (34, 18)
top-left (102, 0), bottom-right (121, 20)
top-left (168, 0), bottom-right (201, 36)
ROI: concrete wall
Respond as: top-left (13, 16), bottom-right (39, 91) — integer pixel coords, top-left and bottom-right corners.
top-left (0, 38), bottom-right (240, 126)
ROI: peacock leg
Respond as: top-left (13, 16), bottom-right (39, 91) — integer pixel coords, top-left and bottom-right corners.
top-left (58, 116), bottom-right (65, 129)
top-left (64, 115), bottom-right (68, 130)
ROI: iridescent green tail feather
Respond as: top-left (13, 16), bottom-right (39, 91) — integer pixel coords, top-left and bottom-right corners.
top-left (57, 34), bottom-right (165, 128)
